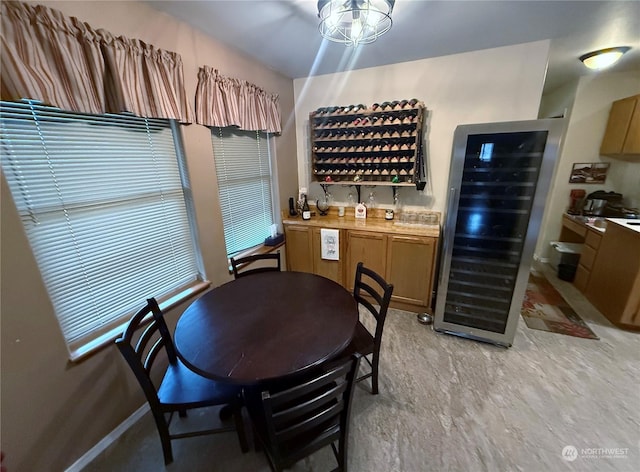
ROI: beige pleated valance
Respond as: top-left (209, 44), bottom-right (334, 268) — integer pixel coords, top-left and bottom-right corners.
top-left (0, 1), bottom-right (194, 123)
top-left (195, 66), bottom-right (281, 134)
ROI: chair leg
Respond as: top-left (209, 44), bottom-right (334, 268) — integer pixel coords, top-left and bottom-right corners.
top-left (252, 423), bottom-right (262, 452)
top-left (152, 411), bottom-right (173, 465)
top-left (332, 440), bottom-right (347, 471)
top-left (371, 353), bottom-right (379, 395)
top-left (219, 404), bottom-right (233, 421)
top-left (234, 405), bottom-right (249, 453)
top-left (354, 355), bottom-right (377, 394)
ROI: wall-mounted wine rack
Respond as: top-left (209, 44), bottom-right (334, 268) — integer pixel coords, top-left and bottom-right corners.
top-left (310, 100), bottom-right (426, 188)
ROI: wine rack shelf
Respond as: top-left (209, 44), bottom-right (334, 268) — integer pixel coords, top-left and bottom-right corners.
top-left (310, 101), bottom-right (426, 187)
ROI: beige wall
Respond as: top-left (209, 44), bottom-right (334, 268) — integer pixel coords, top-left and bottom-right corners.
top-left (536, 70), bottom-right (640, 260)
top-left (539, 79), bottom-right (579, 120)
top-left (4, 3), bottom-right (636, 470)
top-left (292, 41), bottom-right (551, 211)
top-left (0, 1), bottom-right (296, 470)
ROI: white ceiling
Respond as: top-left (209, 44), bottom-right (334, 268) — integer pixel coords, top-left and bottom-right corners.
top-left (147, 0), bottom-right (640, 93)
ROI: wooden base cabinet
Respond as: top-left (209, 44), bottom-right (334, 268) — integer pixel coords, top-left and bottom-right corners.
top-left (345, 231), bottom-right (387, 291)
top-left (284, 225), bottom-right (313, 273)
top-left (311, 228), bottom-right (343, 285)
top-left (345, 231), bottom-right (437, 311)
top-left (386, 234), bottom-right (436, 308)
top-left (284, 221), bottom-right (439, 312)
top-left (284, 224), bottom-right (343, 285)
top-left (573, 227), bottom-right (603, 292)
top-left (585, 222), bottom-right (640, 329)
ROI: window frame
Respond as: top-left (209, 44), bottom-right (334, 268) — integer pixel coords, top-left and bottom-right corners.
top-left (210, 127), bottom-right (281, 258)
top-left (0, 100), bottom-right (208, 361)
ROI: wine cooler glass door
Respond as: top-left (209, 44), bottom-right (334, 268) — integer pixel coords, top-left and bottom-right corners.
top-left (434, 119), bottom-right (565, 347)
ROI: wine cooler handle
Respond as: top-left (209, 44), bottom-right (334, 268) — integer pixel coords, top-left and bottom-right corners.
top-left (441, 187), bottom-right (458, 260)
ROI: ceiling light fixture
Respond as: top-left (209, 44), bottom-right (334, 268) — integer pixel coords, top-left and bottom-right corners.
top-left (318, 0), bottom-right (395, 47)
top-left (579, 46), bottom-right (631, 70)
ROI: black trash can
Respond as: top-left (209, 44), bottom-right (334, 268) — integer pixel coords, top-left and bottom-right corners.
top-left (558, 263), bottom-right (577, 282)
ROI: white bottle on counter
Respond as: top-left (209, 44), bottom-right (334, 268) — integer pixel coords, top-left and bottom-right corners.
top-left (355, 202), bottom-right (367, 219)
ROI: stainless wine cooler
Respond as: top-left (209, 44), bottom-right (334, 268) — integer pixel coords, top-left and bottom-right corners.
top-left (434, 119), bottom-right (565, 347)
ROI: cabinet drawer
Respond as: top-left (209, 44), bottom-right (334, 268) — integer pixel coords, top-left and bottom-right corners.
top-left (562, 216), bottom-right (587, 238)
top-left (585, 229), bottom-right (602, 250)
top-left (574, 264), bottom-right (590, 292)
top-left (580, 244), bottom-right (597, 270)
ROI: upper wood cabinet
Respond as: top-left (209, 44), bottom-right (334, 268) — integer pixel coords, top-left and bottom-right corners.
top-left (600, 94), bottom-right (640, 160)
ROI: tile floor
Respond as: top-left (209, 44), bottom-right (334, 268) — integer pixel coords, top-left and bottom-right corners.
top-left (85, 263), bottom-right (640, 471)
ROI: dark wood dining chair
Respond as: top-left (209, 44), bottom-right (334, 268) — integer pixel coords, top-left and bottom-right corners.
top-left (247, 354), bottom-right (362, 472)
top-left (343, 262), bottom-right (394, 394)
top-left (230, 252), bottom-right (281, 279)
top-left (115, 298), bottom-right (249, 465)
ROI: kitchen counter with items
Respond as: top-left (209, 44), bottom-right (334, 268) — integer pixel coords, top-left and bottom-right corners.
top-left (560, 213), bottom-right (640, 330)
top-left (282, 208), bottom-right (440, 237)
top-left (561, 213), bottom-right (607, 237)
top-left (283, 207), bottom-right (440, 313)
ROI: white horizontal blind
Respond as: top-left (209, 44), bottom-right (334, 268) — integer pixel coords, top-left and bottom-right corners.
top-left (211, 127), bottom-right (274, 255)
top-left (0, 100), bottom-right (202, 353)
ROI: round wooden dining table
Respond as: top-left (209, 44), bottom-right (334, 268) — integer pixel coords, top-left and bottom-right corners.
top-left (174, 271), bottom-right (359, 386)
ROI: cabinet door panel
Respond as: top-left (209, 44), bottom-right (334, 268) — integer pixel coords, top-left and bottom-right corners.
top-left (580, 244), bottom-right (597, 271)
top-left (284, 225), bottom-right (313, 273)
top-left (312, 228), bottom-right (343, 285)
top-left (346, 231), bottom-right (386, 291)
top-left (586, 222), bottom-right (640, 327)
top-left (600, 97), bottom-right (636, 155)
top-left (622, 99), bottom-right (640, 154)
top-left (387, 235), bottom-right (436, 307)
top-left (585, 229), bottom-right (602, 250)
top-left (574, 264), bottom-right (590, 292)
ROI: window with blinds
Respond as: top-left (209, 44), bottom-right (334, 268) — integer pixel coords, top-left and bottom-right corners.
top-left (211, 127), bottom-right (276, 256)
top-left (0, 100), bottom-right (203, 358)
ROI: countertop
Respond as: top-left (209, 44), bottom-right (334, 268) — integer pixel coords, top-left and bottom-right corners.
top-left (607, 218), bottom-right (640, 235)
top-left (563, 213), bottom-right (640, 235)
top-left (563, 214), bottom-right (607, 233)
top-left (282, 214), bottom-right (440, 237)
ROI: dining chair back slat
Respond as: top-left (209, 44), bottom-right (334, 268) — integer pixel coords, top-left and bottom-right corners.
top-left (346, 262), bottom-right (394, 394)
top-left (116, 298), bottom-right (248, 465)
top-left (231, 252), bottom-right (281, 279)
top-left (250, 354), bottom-right (361, 471)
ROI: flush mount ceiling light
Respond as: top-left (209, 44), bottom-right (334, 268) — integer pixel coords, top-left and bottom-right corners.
top-left (318, 0), bottom-right (395, 47)
top-left (579, 46), bottom-right (631, 70)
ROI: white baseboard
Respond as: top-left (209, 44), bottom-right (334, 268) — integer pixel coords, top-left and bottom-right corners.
top-left (65, 403), bottom-right (149, 472)
top-left (533, 253), bottom-right (550, 264)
